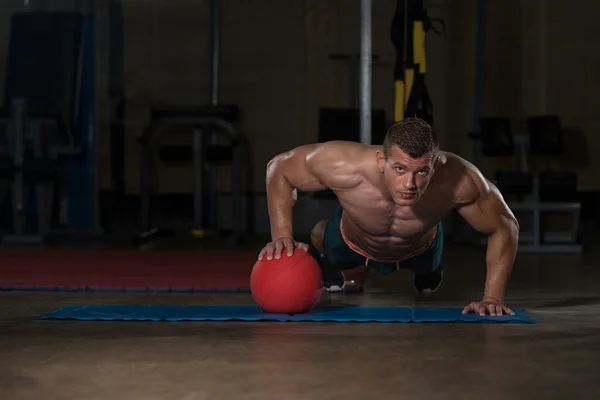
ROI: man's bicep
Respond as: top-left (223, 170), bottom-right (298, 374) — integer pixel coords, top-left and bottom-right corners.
top-left (457, 180), bottom-right (517, 235)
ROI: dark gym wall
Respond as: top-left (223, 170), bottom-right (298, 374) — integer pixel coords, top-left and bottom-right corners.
top-left (545, 0), bottom-right (600, 191)
top-left (116, 0), bottom-right (403, 195)
top-left (0, 0), bottom-right (599, 196)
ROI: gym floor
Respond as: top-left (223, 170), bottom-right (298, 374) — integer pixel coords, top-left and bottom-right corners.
top-left (1, 239), bottom-right (599, 399)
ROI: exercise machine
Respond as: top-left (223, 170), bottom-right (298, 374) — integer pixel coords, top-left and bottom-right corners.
top-left (0, 11), bottom-right (97, 244)
top-left (469, 116), bottom-right (582, 253)
top-left (137, 105), bottom-right (250, 246)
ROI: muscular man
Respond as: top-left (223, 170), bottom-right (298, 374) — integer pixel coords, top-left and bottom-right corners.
top-left (258, 118), bottom-right (519, 316)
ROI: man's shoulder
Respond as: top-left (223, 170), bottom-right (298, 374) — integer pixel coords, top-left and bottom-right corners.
top-left (437, 151), bottom-right (490, 205)
top-left (439, 151), bottom-right (474, 167)
top-left (439, 151), bottom-right (483, 177)
top-left (312, 141), bottom-right (378, 171)
top-left (318, 140), bottom-right (379, 153)
top-left (305, 141), bottom-right (372, 189)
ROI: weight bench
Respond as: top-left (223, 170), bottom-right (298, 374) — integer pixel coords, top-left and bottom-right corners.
top-left (137, 105), bottom-right (250, 245)
top-left (0, 12), bottom-right (84, 244)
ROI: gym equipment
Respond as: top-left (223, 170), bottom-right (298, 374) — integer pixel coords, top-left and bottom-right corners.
top-left (38, 304), bottom-right (537, 324)
top-left (136, 0), bottom-right (252, 245)
top-left (137, 105), bottom-right (250, 245)
top-left (0, 12), bottom-right (95, 243)
top-left (250, 251), bottom-right (323, 314)
top-left (469, 116), bottom-right (582, 253)
top-left (0, 249), bottom-right (365, 293)
top-left (391, 0), bottom-right (445, 124)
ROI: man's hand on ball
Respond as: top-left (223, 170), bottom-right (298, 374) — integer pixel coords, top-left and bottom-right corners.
top-left (462, 297), bottom-right (515, 316)
top-left (258, 237), bottom-right (309, 260)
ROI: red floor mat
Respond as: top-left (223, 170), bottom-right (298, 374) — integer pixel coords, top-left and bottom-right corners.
top-left (0, 250), bottom-right (365, 292)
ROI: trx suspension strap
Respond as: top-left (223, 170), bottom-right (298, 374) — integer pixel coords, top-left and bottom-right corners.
top-left (391, 0), bottom-right (444, 124)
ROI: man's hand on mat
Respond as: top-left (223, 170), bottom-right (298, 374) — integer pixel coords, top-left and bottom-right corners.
top-left (258, 237), bottom-right (309, 260)
top-left (462, 297), bottom-right (515, 316)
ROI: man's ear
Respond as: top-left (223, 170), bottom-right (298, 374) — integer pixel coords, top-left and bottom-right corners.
top-left (432, 152), bottom-right (443, 169)
top-left (376, 149), bottom-right (386, 172)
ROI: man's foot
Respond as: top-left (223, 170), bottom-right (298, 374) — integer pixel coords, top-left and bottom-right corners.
top-left (414, 265), bottom-right (443, 294)
top-left (308, 245), bottom-right (346, 292)
top-left (322, 268), bottom-right (346, 292)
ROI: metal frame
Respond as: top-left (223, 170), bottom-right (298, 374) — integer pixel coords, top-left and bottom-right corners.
top-left (360, 0), bottom-right (372, 145)
top-left (0, 11), bottom-right (96, 243)
top-left (476, 135), bottom-right (583, 253)
top-left (0, 99), bottom-right (74, 243)
top-left (507, 201), bottom-right (582, 253)
top-left (205, 0), bottom-right (221, 230)
top-left (514, 135), bottom-right (582, 253)
top-left (138, 116), bottom-right (244, 240)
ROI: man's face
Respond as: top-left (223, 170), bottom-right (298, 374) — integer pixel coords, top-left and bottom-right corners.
top-left (377, 145), bottom-right (437, 206)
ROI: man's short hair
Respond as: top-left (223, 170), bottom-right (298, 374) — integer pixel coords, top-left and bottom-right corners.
top-left (382, 118), bottom-right (439, 158)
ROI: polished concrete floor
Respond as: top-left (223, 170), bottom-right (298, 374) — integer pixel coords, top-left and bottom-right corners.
top-left (1, 243), bottom-right (600, 399)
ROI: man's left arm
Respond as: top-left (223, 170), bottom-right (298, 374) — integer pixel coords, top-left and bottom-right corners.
top-left (456, 171), bottom-right (520, 315)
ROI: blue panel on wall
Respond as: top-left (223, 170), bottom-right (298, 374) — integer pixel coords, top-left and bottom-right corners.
top-left (67, 14), bottom-right (97, 230)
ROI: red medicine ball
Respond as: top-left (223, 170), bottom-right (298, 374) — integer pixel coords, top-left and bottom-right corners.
top-left (250, 250), bottom-right (323, 314)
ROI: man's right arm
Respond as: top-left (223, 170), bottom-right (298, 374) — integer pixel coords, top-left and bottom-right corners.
top-left (265, 142), bottom-right (361, 241)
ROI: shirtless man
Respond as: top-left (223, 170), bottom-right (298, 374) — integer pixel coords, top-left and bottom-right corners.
top-left (258, 118), bottom-right (519, 316)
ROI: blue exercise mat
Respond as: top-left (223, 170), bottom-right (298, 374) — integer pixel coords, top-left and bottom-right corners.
top-left (410, 307), bottom-right (538, 324)
top-left (38, 305), bottom-right (537, 324)
top-left (289, 306), bottom-right (412, 322)
top-left (39, 305), bottom-right (289, 322)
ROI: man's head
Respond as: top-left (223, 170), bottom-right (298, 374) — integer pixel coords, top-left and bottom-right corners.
top-left (376, 118), bottom-right (440, 205)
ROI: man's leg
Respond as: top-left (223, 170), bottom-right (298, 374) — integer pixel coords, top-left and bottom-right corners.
top-left (309, 205), bottom-right (367, 292)
top-left (309, 219), bottom-right (347, 292)
top-left (404, 222), bottom-right (445, 294)
top-left (413, 264), bottom-right (443, 294)
top-left (310, 219), bottom-right (328, 254)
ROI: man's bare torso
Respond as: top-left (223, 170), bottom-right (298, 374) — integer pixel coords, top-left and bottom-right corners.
top-left (327, 144), bottom-right (468, 261)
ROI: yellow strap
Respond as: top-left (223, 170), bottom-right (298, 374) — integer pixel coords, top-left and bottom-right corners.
top-left (394, 80), bottom-right (405, 121)
top-left (394, 68), bottom-right (414, 122)
top-left (394, 21), bottom-right (427, 122)
top-left (413, 21), bottom-right (426, 73)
